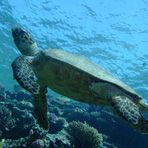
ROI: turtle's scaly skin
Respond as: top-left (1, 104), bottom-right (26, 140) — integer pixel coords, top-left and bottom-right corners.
top-left (12, 27), bottom-right (38, 56)
top-left (11, 27), bottom-right (148, 133)
top-left (12, 56), bottom-right (49, 130)
top-left (12, 28), bottom-right (49, 129)
top-left (12, 56), bottom-right (40, 94)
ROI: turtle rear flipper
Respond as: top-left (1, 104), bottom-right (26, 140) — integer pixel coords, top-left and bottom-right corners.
top-left (111, 96), bottom-right (148, 133)
top-left (12, 56), bottom-right (49, 130)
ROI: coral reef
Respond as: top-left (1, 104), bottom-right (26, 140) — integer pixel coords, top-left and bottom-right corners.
top-left (0, 103), bottom-right (16, 137)
top-left (0, 85), bottom-right (6, 101)
top-left (0, 85), bottom-right (148, 148)
top-left (31, 139), bottom-right (45, 148)
top-left (49, 113), bottom-right (68, 134)
top-left (66, 121), bottom-right (103, 148)
top-left (0, 102), bottom-right (34, 139)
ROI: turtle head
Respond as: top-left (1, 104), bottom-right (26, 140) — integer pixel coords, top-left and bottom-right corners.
top-left (12, 27), bottom-right (38, 56)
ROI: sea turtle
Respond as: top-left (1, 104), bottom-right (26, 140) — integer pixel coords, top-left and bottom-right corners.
top-left (11, 27), bottom-right (148, 133)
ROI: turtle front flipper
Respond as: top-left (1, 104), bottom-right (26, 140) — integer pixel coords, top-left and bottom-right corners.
top-left (12, 56), bottom-right (40, 94)
top-left (111, 96), bottom-right (148, 133)
top-left (33, 86), bottom-right (49, 130)
top-left (12, 56), bottom-right (49, 130)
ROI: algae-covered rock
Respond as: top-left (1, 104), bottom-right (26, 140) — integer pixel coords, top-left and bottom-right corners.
top-left (66, 121), bottom-right (103, 148)
top-left (31, 139), bottom-right (45, 148)
top-left (49, 113), bottom-right (68, 134)
top-left (0, 103), bottom-right (16, 136)
top-left (49, 130), bottom-right (71, 148)
top-left (0, 85), bottom-right (6, 101)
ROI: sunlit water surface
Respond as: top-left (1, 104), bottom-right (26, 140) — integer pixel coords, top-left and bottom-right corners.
top-left (1, 0), bottom-right (148, 101)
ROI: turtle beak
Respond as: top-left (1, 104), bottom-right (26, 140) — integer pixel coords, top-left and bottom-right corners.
top-left (11, 27), bottom-right (26, 39)
top-left (11, 28), bottom-right (17, 39)
top-left (12, 27), bottom-right (20, 39)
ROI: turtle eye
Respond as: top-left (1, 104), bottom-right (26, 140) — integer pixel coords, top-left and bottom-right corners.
top-left (20, 30), bottom-right (26, 34)
top-left (24, 36), bottom-right (29, 40)
top-left (21, 39), bottom-right (26, 43)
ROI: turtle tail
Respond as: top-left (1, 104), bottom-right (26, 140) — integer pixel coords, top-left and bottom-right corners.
top-left (135, 116), bottom-right (148, 134)
top-left (139, 99), bottom-right (148, 112)
top-left (136, 100), bottom-right (148, 134)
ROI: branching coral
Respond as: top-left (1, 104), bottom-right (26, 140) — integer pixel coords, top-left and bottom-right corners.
top-left (66, 121), bottom-right (103, 148)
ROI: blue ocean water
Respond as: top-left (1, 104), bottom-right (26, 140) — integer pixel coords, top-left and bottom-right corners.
top-left (1, 0), bottom-right (148, 99)
top-left (0, 0), bottom-right (148, 147)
